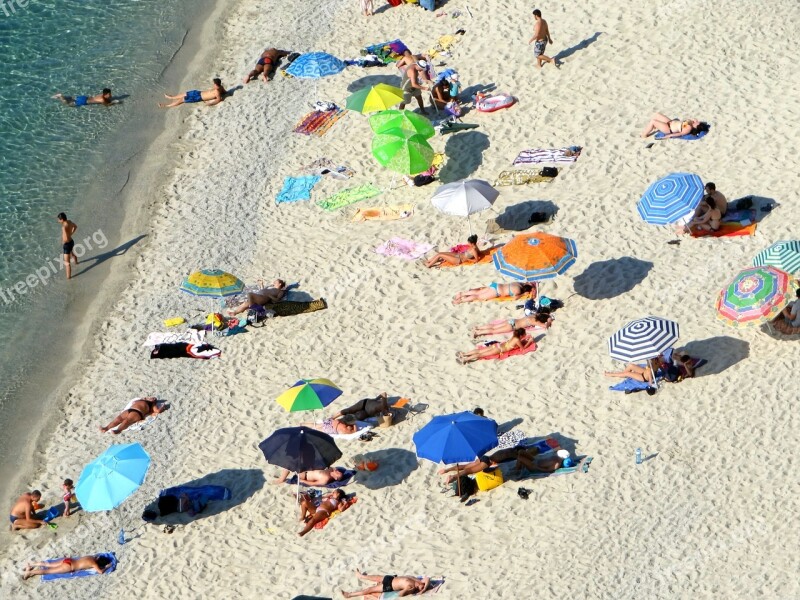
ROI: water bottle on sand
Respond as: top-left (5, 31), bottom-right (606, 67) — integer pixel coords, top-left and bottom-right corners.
top-left (118, 528), bottom-right (125, 545)
top-left (635, 448), bottom-right (642, 465)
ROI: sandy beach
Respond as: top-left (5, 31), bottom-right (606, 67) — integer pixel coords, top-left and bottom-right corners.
top-left (2, 0), bottom-right (800, 598)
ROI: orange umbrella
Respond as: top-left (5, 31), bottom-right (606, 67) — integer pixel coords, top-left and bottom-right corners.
top-left (492, 232), bottom-right (578, 281)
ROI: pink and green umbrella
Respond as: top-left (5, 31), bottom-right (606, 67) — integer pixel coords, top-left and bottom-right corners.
top-left (715, 266), bottom-right (795, 327)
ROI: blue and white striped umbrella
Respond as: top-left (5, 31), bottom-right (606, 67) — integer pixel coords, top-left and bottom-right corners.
top-left (285, 52), bottom-right (345, 79)
top-left (608, 316), bottom-right (679, 363)
top-left (753, 240), bottom-right (800, 275)
top-left (637, 173), bottom-right (704, 225)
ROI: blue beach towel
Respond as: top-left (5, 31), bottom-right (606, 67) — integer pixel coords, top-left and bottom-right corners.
top-left (41, 553), bottom-right (117, 581)
top-left (276, 175), bottom-right (321, 204)
top-left (609, 378), bottom-right (655, 393)
top-left (284, 467), bottom-right (356, 489)
top-left (655, 127), bottom-right (710, 141)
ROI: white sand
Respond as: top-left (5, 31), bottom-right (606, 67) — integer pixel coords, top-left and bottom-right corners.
top-left (3, 0), bottom-right (800, 597)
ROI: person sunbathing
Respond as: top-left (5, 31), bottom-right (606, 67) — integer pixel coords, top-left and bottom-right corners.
top-left (640, 112), bottom-right (709, 139)
top-left (453, 282), bottom-right (535, 304)
top-left (437, 446), bottom-right (553, 484)
top-left (244, 48), bottom-right (291, 83)
top-left (604, 358), bottom-right (660, 383)
top-left (22, 554), bottom-right (113, 580)
top-left (227, 279), bottom-right (286, 316)
top-left (458, 329), bottom-right (533, 365)
top-left (301, 415), bottom-right (359, 436)
top-left (425, 234), bottom-right (483, 268)
top-left (298, 489), bottom-right (345, 537)
top-left (99, 397), bottom-right (169, 434)
top-left (678, 195), bottom-right (721, 234)
top-left (333, 393), bottom-right (389, 420)
top-left (159, 78), bottom-right (226, 108)
top-left (343, 570), bottom-right (431, 598)
top-left (272, 467), bottom-right (345, 486)
top-left (472, 312), bottom-right (553, 339)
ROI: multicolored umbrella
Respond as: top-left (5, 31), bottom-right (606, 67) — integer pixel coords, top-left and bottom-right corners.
top-left (346, 85), bottom-right (405, 114)
top-left (285, 52), bottom-right (345, 79)
top-left (753, 240), bottom-right (800, 275)
top-left (75, 443), bottom-right (151, 512)
top-left (179, 269), bottom-right (245, 298)
top-left (371, 129), bottom-right (434, 175)
top-left (369, 108), bottom-right (435, 138)
top-left (276, 378), bottom-right (343, 412)
top-left (637, 173), bottom-right (704, 225)
top-left (715, 266), bottom-right (794, 327)
top-left (608, 316), bottom-right (680, 363)
top-left (493, 232), bottom-right (578, 281)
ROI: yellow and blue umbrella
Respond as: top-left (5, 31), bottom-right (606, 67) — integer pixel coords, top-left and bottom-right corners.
top-left (276, 378), bottom-right (343, 412)
top-left (347, 85), bottom-right (405, 114)
top-left (75, 443), bottom-right (151, 512)
top-left (637, 173), bottom-right (703, 225)
top-left (179, 269), bottom-right (244, 298)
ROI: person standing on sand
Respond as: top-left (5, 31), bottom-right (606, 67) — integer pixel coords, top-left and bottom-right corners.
top-left (360, 0), bottom-right (374, 17)
top-left (9, 491), bottom-right (46, 531)
top-left (57, 212), bottom-right (78, 280)
top-left (398, 60), bottom-right (429, 113)
top-left (529, 9), bottom-right (558, 68)
top-left (159, 78), bottom-right (226, 108)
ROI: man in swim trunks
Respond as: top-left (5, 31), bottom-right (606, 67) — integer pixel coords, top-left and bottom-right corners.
top-left (57, 212), bottom-right (78, 279)
top-left (22, 554), bottom-right (113, 580)
top-left (342, 570), bottom-right (431, 597)
top-left (529, 10), bottom-right (558, 68)
top-left (272, 466), bottom-right (345, 486)
top-left (9, 491), bottom-right (46, 531)
top-left (244, 48), bottom-right (291, 83)
top-left (99, 397), bottom-right (169, 434)
top-left (53, 88), bottom-right (114, 107)
top-left (398, 60), bottom-right (429, 113)
top-left (159, 78), bottom-right (226, 109)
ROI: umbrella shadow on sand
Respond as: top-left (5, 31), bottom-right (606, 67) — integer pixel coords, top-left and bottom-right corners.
top-left (681, 336), bottom-right (750, 377)
top-left (353, 448), bottom-right (418, 490)
top-left (524, 431), bottom-right (581, 456)
top-left (573, 257), bottom-right (654, 300)
top-left (487, 200), bottom-right (559, 233)
top-left (140, 468), bottom-right (265, 525)
top-left (346, 74), bottom-right (402, 92)
top-left (439, 131), bottom-right (490, 183)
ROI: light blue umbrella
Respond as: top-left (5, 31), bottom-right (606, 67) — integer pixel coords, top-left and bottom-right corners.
top-left (753, 240), bottom-right (800, 275)
top-left (75, 443), bottom-right (151, 512)
top-left (637, 173), bottom-right (704, 225)
top-left (286, 52), bottom-right (345, 79)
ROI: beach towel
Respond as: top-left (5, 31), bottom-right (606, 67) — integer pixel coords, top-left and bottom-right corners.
top-left (276, 175), bottom-right (321, 204)
top-left (285, 468), bottom-right (356, 488)
top-left (158, 485), bottom-right (231, 515)
top-left (476, 338), bottom-right (537, 361)
top-left (361, 39), bottom-right (409, 63)
top-left (352, 204), bottom-right (414, 222)
top-left (691, 210), bottom-right (757, 238)
top-left (313, 495), bottom-right (357, 530)
top-left (381, 578), bottom-right (446, 599)
top-left (477, 318), bottom-right (550, 342)
top-left (512, 148), bottom-right (581, 166)
top-left (435, 245), bottom-right (501, 268)
top-left (142, 330), bottom-right (205, 348)
top-left (319, 184), bottom-right (381, 211)
top-left (494, 170), bottom-right (555, 187)
top-left (330, 421), bottom-right (374, 440)
top-left (374, 237), bottom-right (433, 260)
top-left (150, 343), bottom-right (221, 359)
top-left (41, 553), bottom-right (117, 581)
top-left (517, 456), bottom-right (593, 480)
top-left (303, 157), bottom-right (354, 179)
top-left (609, 358), bottom-right (707, 392)
top-left (270, 299), bottom-right (327, 318)
top-left (496, 429), bottom-right (526, 450)
top-left (427, 34), bottom-right (461, 59)
top-left (293, 108), bottom-right (346, 137)
top-left (655, 128), bottom-right (710, 141)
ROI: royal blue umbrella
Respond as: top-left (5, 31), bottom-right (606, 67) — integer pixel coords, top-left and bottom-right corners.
top-left (285, 52), bottom-right (345, 79)
top-left (75, 443), bottom-right (151, 512)
top-left (637, 173), bottom-right (704, 225)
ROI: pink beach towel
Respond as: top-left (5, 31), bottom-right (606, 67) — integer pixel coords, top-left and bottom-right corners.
top-left (374, 237), bottom-right (433, 260)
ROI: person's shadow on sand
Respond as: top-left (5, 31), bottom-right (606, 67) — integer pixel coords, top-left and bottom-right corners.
top-left (439, 131), bottom-right (490, 182)
top-left (73, 234), bottom-right (147, 278)
top-left (554, 32), bottom-right (603, 63)
top-left (573, 257), bottom-right (654, 300)
top-left (354, 448), bottom-right (417, 490)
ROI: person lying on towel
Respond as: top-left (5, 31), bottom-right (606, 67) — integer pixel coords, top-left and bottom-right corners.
top-left (457, 328), bottom-right (533, 364)
top-left (227, 279), bottom-right (286, 316)
top-left (22, 554), bottom-right (113, 580)
top-left (437, 446), bottom-right (563, 485)
top-left (332, 392), bottom-right (389, 420)
top-left (298, 490), bottom-right (345, 537)
top-left (604, 358), bottom-right (660, 384)
top-left (471, 311), bottom-right (553, 339)
top-left (301, 415), bottom-right (359, 435)
top-left (425, 234), bottom-right (483, 268)
top-left (272, 467), bottom-right (345, 486)
top-left (342, 572), bottom-right (431, 598)
top-left (453, 281), bottom-right (535, 304)
top-left (99, 397), bottom-right (169, 434)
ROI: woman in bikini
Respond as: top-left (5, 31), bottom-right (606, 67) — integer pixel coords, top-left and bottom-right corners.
top-left (457, 328), bottom-right (532, 364)
top-left (22, 554), bottom-right (113, 580)
top-left (425, 234), bottom-right (483, 268)
top-left (453, 282), bottom-right (535, 304)
top-left (298, 489), bottom-right (345, 536)
top-left (679, 195), bottom-right (722, 234)
top-left (640, 112), bottom-right (708, 139)
top-left (301, 415), bottom-right (359, 436)
top-left (604, 358), bottom-right (661, 383)
top-left (472, 311), bottom-right (553, 339)
top-left (99, 397), bottom-right (169, 434)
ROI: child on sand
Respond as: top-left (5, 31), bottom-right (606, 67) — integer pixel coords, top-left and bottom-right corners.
top-left (360, 0), bottom-right (374, 16)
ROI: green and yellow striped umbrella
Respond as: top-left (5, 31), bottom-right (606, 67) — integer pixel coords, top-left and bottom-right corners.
top-left (276, 379), bottom-right (343, 412)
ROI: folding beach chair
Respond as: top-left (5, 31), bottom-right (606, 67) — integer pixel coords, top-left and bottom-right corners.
top-left (391, 397), bottom-right (425, 419)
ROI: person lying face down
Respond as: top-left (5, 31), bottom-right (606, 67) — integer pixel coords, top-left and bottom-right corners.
top-left (436, 445), bottom-right (566, 484)
top-left (452, 282), bottom-right (536, 304)
top-left (99, 397), bottom-right (169, 434)
top-left (333, 392), bottom-right (389, 420)
top-left (22, 554), bottom-right (113, 580)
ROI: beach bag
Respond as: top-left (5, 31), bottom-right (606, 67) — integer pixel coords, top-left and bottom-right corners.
top-left (444, 100), bottom-right (462, 118)
top-left (413, 174), bottom-right (435, 187)
top-left (388, 0), bottom-right (402, 6)
top-left (475, 468), bottom-right (504, 491)
top-left (246, 305), bottom-right (271, 327)
top-left (540, 167), bottom-right (558, 178)
top-left (204, 313), bottom-right (225, 330)
top-left (419, 0), bottom-right (435, 10)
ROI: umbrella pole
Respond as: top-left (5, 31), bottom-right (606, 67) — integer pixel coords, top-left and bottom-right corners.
top-left (467, 215), bottom-right (473, 237)
top-left (456, 465), bottom-right (461, 498)
top-left (649, 361), bottom-right (658, 390)
top-left (296, 472), bottom-right (301, 507)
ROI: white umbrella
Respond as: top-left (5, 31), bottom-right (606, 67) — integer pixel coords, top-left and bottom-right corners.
top-left (431, 179), bottom-right (498, 233)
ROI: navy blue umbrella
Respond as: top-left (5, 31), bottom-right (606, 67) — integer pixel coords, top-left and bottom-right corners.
top-left (637, 172), bottom-right (703, 225)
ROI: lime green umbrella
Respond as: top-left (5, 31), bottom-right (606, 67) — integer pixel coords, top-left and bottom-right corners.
top-left (369, 109), bottom-right (435, 138)
top-left (371, 128), bottom-right (434, 175)
top-left (345, 84), bottom-right (404, 114)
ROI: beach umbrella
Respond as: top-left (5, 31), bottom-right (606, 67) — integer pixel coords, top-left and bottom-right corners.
top-left (369, 108), bottom-right (435, 138)
top-left (753, 240), bottom-right (800, 275)
top-left (259, 427), bottom-right (342, 502)
top-left (413, 411), bottom-right (498, 497)
top-left (608, 316), bottom-right (680, 363)
top-left (285, 52), bottom-right (345, 79)
top-left (492, 232), bottom-right (578, 282)
top-left (346, 85), bottom-right (405, 114)
top-left (75, 443), bottom-right (151, 512)
top-left (637, 172), bottom-right (704, 225)
top-left (431, 178), bottom-right (498, 216)
top-left (276, 378), bottom-right (343, 412)
top-left (371, 129), bottom-right (434, 175)
top-left (179, 269), bottom-right (244, 298)
top-left (715, 266), bottom-right (794, 327)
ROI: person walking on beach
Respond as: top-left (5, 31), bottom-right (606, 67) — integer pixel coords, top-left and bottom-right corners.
top-left (53, 88), bottom-right (114, 107)
top-left (529, 9), bottom-right (558, 68)
top-left (244, 48), bottom-right (291, 83)
top-left (9, 491), bottom-right (46, 531)
top-left (57, 212), bottom-right (78, 280)
top-left (159, 78), bottom-right (226, 109)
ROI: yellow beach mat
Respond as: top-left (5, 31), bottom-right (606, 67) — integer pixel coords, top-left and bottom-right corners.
top-left (437, 245), bottom-right (502, 268)
top-left (352, 204), bottom-right (414, 222)
top-left (427, 34), bottom-right (460, 60)
top-left (494, 170), bottom-right (555, 187)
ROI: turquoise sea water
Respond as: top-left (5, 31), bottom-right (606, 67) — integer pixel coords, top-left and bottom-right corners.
top-left (0, 0), bottom-right (209, 450)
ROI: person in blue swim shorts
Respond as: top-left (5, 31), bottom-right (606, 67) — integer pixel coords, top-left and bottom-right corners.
top-left (53, 88), bottom-right (114, 107)
top-left (159, 78), bottom-right (226, 109)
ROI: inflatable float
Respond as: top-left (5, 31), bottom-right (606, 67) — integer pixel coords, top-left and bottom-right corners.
top-left (475, 93), bottom-right (515, 113)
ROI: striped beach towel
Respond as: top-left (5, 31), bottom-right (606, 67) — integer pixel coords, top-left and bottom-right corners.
top-left (494, 170), bottom-right (555, 186)
top-left (293, 108), bottom-right (346, 137)
top-left (318, 184), bottom-right (381, 211)
top-left (512, 148), bottom-right (580, 166)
